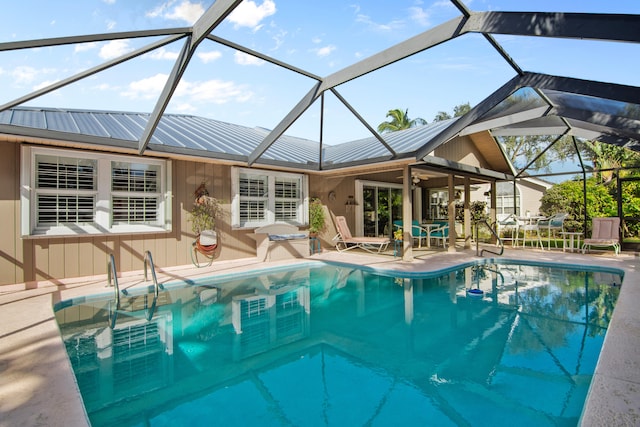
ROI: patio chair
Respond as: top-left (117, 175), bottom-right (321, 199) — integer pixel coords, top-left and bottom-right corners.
top-left (582, 217), bottom-right (621, 256)
top-left (392, 219), bottom-right (431, 248)
top-left (517, 217), bottom-right (543, 249)
top-left (412, 220), bottom-right (431, 248)
top-left (537, 212), bottom-right (568, 249)
top-left (496, 214), bottom-right (518, 246)
top-left (429, 221), bottom-right (449, 248)
top-left (333, 215), bottom-right (390, 253)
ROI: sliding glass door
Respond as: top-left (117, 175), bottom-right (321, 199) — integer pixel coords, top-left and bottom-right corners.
top-left (361, 183), bottom-right (403, 238)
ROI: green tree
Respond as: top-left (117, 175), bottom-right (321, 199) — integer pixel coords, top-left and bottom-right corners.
top-left (433, 111), bottom-right (451, 122)
top-left (433, 102), bottom-right (471, 122)
top-left (453, 102), bottom-right (471, 117)
top-left (498, 134), bottom-right (575, 173)
top-left (580, 139), bottom-right (640, 183)
top-left (377, 108), bottom-right (426, 133)
top-left (539, 178), bottom-right (616, 232)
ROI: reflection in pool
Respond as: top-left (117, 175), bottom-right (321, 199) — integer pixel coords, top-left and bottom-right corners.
top-left (56, 262), bottom-right (622, 426)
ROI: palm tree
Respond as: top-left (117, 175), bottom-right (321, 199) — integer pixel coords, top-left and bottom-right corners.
top-left (377, 108), bottom-right (426, 133)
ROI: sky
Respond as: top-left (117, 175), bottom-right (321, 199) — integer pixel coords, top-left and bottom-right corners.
top-left (1, 0), bottom-right (639, 145)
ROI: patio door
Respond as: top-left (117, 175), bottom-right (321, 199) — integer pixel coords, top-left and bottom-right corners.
top-left (358, 181), bottom-right (403, 238)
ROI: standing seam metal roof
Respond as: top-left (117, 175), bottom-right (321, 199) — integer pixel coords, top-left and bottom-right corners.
top-left (0, 106), bottom-right (456, 166)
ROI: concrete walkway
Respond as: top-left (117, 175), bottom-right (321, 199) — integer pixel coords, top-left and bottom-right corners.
top-left (0, 247), bottom-right (638, 426)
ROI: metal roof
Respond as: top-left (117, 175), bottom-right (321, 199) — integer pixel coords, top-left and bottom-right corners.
top-left (0, 106), bottom-right (456, 169)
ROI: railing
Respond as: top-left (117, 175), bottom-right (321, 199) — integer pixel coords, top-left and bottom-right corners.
top-left (475, 220), bottom-right (504, 257)
top-left (107, 253), bottom-right (121, 309)
top-left (143, 250), bottom-right (163, 321)
top-left (144, 250), bottom-right (162, 298)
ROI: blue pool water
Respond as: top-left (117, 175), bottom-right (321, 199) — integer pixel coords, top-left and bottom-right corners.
top-left (55, 261), bottom-right (622, 426)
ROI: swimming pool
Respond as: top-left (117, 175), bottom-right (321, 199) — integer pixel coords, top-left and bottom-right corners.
top-left (55, 261), bottom-right (622, 426)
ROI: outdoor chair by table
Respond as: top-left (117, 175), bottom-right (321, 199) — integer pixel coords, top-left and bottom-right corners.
top-left (496, 214), bottom-right (519, 246)
top-left (393, 220), bottom-right (434, 248)
top-left (333, 215), bottom-right (390, 253)
top-left (537, 212), bottom-right (568, 249)
top-left (428, 221), bottom-right (449, 248)
top-left (582, 217), bottom-right (621, 256)
top-left (517, 216), bottom-right (544, 249)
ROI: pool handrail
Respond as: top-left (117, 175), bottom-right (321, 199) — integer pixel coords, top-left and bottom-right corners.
top-left (144, 250), bottom-right (162, 298)
top-left (107, 253), bottom-right (121, 310)
top-left (475, 219), bottom-right (504, 257)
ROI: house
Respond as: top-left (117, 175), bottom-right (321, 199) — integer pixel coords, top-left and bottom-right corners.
top-left (470, 177), bottom-right (553, 217)
top-left (0, 106), bottom-right (514, 286)
top-left (0, 4), bottom-right (637, 286)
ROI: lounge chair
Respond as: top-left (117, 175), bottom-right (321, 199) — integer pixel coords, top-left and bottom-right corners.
top-left (333, 215), bottom-right (390, 253)
top-left (582, 217), bottom-right (621, 256)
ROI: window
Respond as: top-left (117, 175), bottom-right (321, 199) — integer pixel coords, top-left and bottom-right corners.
top-left (492, 182), bottom-right (521, 216)
top-left (21, 146), bottom-right (172, 236)
top-left (231, 167), bottom-right (307, 228)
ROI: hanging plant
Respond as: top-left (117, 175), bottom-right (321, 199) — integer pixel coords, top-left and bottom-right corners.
top-left (189, 182), bottom-right (221, 235)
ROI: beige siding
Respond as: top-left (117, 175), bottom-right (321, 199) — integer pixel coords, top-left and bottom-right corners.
top-left (0, 141), bottom-right (263, 286)
top-left (0, 142), bottom-right (19, 284)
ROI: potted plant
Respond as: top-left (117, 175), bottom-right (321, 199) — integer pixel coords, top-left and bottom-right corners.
top-left (189, 182), bottom-right (222, 254)
top-left (308, 197), bottom-right (326, 237)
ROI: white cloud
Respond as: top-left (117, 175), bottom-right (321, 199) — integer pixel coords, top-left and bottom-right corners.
top-left (146, 1), bottom-right (170, 19)
top-left (173, 102), bottom-right (197, 113)
top-left (10, 66), bottom-right (57, 88)
top-left (315, 45), bottom-right (336, 57)
top-left (149, 47), bottom-right (179, 60)
top-left (12, 66), bottom-right (40, 84)
top-left (33, 80), bottom-right (59, 91)
top-left (165, 0), bottom-right (204, 24)
top-left (271, 28), bottom-right (287, 51)
top-left (74, 42), bottom-right (98, 53)
top-left (106, 19), bottom-right (117, 30)
top-left (93, 83), bottom-right (111, 91)
top-left (103, 0), bottom-right (116, 4)
top-left (228, 0), bottom-right (276, 29)
top-left (355, 14), bottom-right (404, 32)
top-left (121, 73), bottom-right (168, 99)
top-left (99, 40), bottom-right (133, 60)
top-left (176, 79), bottom-right (253, 104)
top-left (311, 36), bottom-right (322, 44)
top-left (122, 73), bottom-right (253, 105)
top-left (408, 7), bottom-right (430, 27)
top-left (234, 51), bottom-right (264, 66)
top-left (197, 50), bottom-right (222, 63)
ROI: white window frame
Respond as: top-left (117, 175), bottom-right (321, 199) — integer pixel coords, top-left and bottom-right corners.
top-left (231, 167), bottom-right (308, 229)
top-left (21, 146), bottom-right (172, 237)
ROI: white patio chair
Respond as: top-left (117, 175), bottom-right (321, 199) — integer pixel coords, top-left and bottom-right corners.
top-left (537, 212), bottom-right (568, 249)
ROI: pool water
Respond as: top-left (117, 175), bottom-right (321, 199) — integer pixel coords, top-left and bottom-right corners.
top-left (55, 262), bottom-right (622, 426)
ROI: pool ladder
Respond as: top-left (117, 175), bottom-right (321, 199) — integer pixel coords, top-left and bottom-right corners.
top-left (475, 219), bottom-right (504, 257)
top-left (107, 251), bottom-right (163, 326)
top-left (143, 250), bottom-right (163, 321)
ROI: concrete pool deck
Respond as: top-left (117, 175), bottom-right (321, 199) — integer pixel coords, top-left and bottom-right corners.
top-left (0, 246), bottom-right (638, 426)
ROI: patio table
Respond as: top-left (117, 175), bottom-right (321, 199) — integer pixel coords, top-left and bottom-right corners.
top-left (560, 231), bottom-right (582, 253)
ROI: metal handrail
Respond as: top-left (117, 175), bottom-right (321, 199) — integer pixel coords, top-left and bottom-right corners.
top-left (107, 253), bottom-right (121, 309)
top-left (144, 250), bottom-right (161, 298)
top-left (475, 219), bottom-right (504, 257)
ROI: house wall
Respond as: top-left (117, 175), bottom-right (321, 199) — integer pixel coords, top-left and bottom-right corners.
top-left (0, 141), bottom-right (262, 286)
